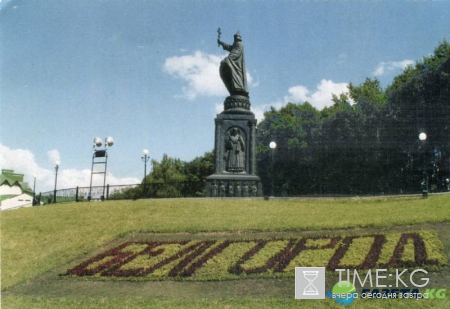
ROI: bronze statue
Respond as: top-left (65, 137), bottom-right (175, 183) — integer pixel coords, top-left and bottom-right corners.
top-left (217, 30), bottom-right (248, 97)
top-left (206, 29), bottom-right (261, 197)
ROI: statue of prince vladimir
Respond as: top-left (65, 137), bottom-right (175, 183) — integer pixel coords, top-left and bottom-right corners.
top-left (217, 31), bottom-right (249, 97)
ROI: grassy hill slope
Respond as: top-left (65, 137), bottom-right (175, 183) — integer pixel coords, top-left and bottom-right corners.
top-left (1, 195), bottom-right (450, 308)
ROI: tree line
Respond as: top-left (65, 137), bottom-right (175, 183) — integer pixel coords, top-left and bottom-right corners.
top-left (111, 153), bottom-right (215, 199)
top-left (257, 41), bottom-right (450, 196)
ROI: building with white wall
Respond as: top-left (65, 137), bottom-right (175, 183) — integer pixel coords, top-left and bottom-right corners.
top-left (0, 169), bottom-right (34, 211)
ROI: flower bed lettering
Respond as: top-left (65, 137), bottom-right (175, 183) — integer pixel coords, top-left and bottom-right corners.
top-left (66, 230), bottom-right (447, 280)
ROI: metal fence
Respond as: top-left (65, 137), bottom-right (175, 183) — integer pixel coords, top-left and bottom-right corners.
top-left (32, 180), bottom-right (449, 205)
top-left (36, 181), bottom-right (206, 205)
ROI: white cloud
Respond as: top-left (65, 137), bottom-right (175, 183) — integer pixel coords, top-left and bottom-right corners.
top-left (251, 79), bottom-right (349, 122)
top-left (373, 59), bottom-right (415, 76)
top-left (215, 102), bottom-right (223, 115)
top-left (0, 144), bottom-right (140, 193)
top-left (251, 101), bottom-right (285, 123)
top-left (284, 80), bottom-right (349, 110)
top-left (0, 0), bottom-right (16, 10)
top-left (0, 144), bottom-right (50, 187)
top-left (163, 51), bottom-right (256, 100)
top-left (47, 149), bottom-right (61, 165)
top-left (163, 51), bottom-right (227, 99)
top-left (56, 169), bottom-right (140, 191)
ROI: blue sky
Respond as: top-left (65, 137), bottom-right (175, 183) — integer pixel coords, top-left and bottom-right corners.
top-left (1, 0), bottom-right (449, 192)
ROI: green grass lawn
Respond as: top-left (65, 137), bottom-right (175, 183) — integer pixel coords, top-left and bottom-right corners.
top-left (1, 195), bottom-right (450, 308)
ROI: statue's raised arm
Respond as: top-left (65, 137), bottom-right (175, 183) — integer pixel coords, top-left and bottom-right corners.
top-left (217, 31), bottom-right (249, 97)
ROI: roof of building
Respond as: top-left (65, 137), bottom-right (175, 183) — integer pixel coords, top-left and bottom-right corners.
top-left (0, 169), bottom-right (33, 195)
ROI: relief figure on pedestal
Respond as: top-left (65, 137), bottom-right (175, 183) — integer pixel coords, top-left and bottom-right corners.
top-left (219, 182), bottom-right (226, 197)
top-left (235, 182), bottom-right (241, 197)
top-left (251, 183), bottom-right (257, 197)
top-left (225, 127), bottom-right (245, 173)
top-left (211, 181), bottom-right (218, 197)
top-left (229, 183), bottom-right (234, 197)
top-left (242, 182), bottom-right (249, 197)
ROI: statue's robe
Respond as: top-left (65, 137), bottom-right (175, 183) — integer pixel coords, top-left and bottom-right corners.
top-left (220, 41), bottom-right (248, 96)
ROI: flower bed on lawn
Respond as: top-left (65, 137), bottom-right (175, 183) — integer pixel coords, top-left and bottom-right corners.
top-left (66, 230), bottom-right (447, 281)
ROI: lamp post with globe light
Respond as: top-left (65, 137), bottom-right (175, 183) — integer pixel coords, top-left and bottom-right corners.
top-left (53, 161), bottom-right (60, 203)
top-left (419, 132), bottom-right (428, 198)
top-left (89, 137), bottom-right (114, 201)
top-left (142, 149), bottom-right (150, 198)
top-left (269, 141), bottom-right (277, 197)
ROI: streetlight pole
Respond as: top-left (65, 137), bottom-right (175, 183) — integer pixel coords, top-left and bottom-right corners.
top-left (53, 161), bottom-right (60, 203)
top-left (33, 175), bottom-right (36, 206)
top-left (269, 141), bottom-right (277, 198)
top-left (419, 132), bottom-right (428, 198)
top-left (142, 149), bottom-right (150, 198)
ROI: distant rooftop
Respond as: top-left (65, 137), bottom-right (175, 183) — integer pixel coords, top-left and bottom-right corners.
top-left (0, 169), bottom-right (33, 195)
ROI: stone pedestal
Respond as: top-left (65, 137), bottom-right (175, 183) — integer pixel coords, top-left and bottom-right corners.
top-left (206, 95), bottom-right (262, 197)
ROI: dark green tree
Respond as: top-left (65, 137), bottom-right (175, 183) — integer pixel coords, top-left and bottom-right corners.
top-left (142, 154), bottom-right (186, 198)
top-left (386, 40), bottom-right (450, 192)
top-left (256, 41), bottom-right (450, 196)
top-left (183, 151), bottom-right (214, 196)
top-left (184, 151), bottom-right (214, 182)
top-left (257, 102), bottom-right (322, 195)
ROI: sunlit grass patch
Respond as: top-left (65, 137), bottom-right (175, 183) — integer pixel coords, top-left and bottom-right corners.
top-left (1, 195), bottom-right (449, 309)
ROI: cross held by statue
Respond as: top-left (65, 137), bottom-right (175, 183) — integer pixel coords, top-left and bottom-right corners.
top-left (217, 27), bottom-right (221, 46)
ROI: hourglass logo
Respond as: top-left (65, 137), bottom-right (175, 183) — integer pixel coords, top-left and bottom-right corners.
top-left (295, 267), bottom-right (325, 299)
